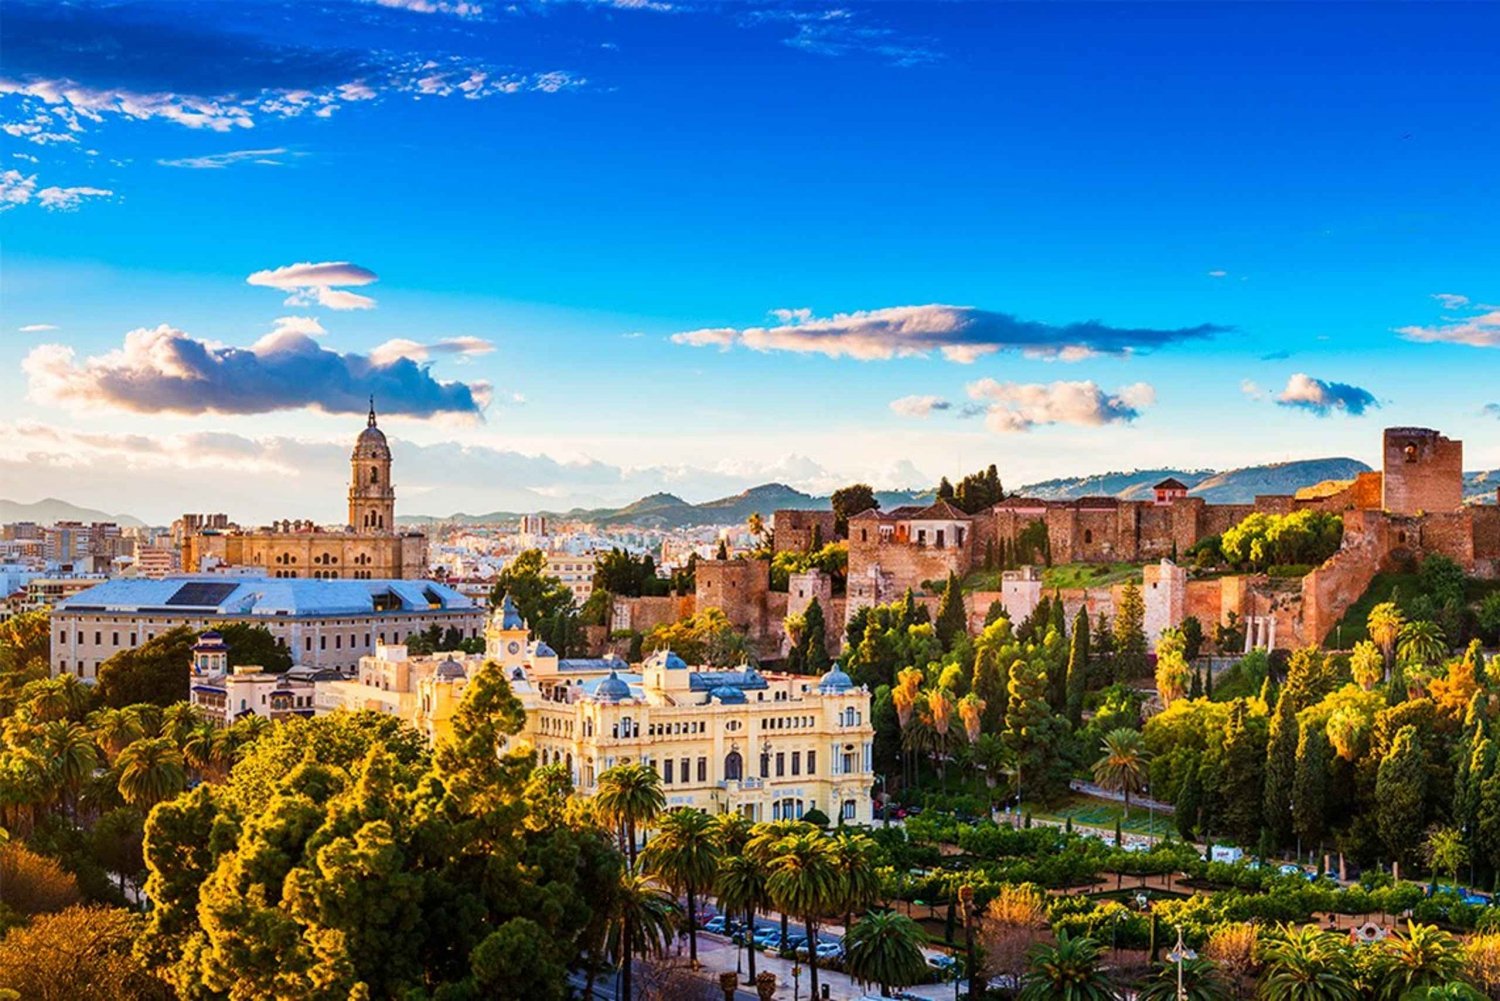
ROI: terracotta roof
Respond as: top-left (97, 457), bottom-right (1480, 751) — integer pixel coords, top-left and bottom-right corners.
top-left (1154, 477), bottom-right (1190, 491)
top-left (912, 499), bottom-right (973, 521)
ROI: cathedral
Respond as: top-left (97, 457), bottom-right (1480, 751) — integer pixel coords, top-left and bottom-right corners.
top-left (180, 403), bottom-right (429, 579)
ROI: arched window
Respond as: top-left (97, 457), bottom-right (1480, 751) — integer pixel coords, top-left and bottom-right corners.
top-left (370, 467), bottom-right (379, 484)
top-left (724, 750), bottom-right (743, 781)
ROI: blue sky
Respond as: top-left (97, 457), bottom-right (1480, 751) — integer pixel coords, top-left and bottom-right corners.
top-left (2, 1), bottom-right (1497, 523)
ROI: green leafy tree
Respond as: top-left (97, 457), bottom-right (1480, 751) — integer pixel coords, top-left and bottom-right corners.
top-left (1004, 652), bottom-right (1070, 804)
top-left (1220, 699), bottom-right (1265, 847)
top-left (1368, 602), bottom-right (1406, 671)
top-left (952, 464), bottom-right (1004, 514)
top-left (1064, 606), bottom-right (1090, 728)
top-left (1263, 689), bottom-right (1299, 849)
top-left (1180, 615), bottom-right (1205, 663)
top-left (1113, 582), bottom-right (1147, 682)
top-left (1422, 825), bottom-right (1467, 888)
top-left (1374, 923), bottom-right (1466, 1000)
top-left (1155, 629), bottom-right (1193, 708)
top-left (470, 917), bottom-right (569, 1001)
top-left (207, 621), bottom-right (294, 672)
top-left (642, 607), bottom-right (750, 667)
top-left (1292, 724), bottom-right (1331, 852)
top-left (830, 484), bottom-right (878, 537)
top-left (1376, 725), bottom-right (1428, 868)
top-left (95, 626), bottom-right (195, 708)
top-left (843, 911), bottom-right (929, 996)
top-left (935, 571), bottom-right (968, 651)
top-left (489, 549), bottom-right (576, 637)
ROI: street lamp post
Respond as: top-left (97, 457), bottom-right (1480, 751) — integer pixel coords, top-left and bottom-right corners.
top-left (1166, 925), bottom-right (1197, 1001)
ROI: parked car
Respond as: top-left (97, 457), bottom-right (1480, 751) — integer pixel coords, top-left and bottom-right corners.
top-left (703, 916), bottom-right (730, 935)
top-left (927, 953), bottom-right (958, 972)
top-left (756, 931), bottom-right (783, 952)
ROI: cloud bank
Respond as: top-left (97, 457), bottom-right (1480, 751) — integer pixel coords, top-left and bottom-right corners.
top-left (965, 379), bottom-right (1155, 433)
top-left (888, 395), bottom-right (952, 418)
top-left (0, 169), bottom-right (113, 212)
top-left (158, 148), bottom-right (289, 169)
top-left (23, 323), bottom-right (490, 419)
top-left (1275, 373), bottom-right (1378, 416)
top-left (247, 261), bottom-right (380, 310)
top-left (671, 304), bottom-right (1224, 364)
top-left (1398, 295), bottom-right (1500, 348)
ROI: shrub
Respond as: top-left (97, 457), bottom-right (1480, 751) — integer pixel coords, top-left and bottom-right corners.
top-left (0, 843), bottom-right (80, 917)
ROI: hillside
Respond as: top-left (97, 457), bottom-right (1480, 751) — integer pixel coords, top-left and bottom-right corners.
top-left (0, 497), bottom-right (146, 528)
top-left (1016, 458), bottom-right (1374, 504)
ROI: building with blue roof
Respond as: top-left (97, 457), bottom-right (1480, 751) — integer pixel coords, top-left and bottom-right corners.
top-left (50, 574), bottom-right (486, 680)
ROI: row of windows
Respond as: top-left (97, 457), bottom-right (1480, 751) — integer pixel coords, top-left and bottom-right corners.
top-left (647, 720), bottom-right (706, 737)
top-left (660, 756), bottom-right (708, 785)
top-left (761, 715), bottom-right (815, 730)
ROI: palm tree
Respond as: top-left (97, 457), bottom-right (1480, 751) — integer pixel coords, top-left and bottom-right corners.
top-left (595, 762), bottom-right (665, 868)
top-left (1397, 621), bottom-right (1447, 669)
top-left (1375, 923), bottom-right (1465, 1000)
top-left (607, 870), bottom-right (676, 1001)
top-left (641, 807), bottom-right (720, 965)
top-left (831, 830), bottom-right (881, 936)
top-left (970, 732), bottom-right (1013, 793)
top-left (711, 811), bottom-right (753, 857)
top-left (183, 722), bottom-right (235, 782)
top-left (42, 720), bottom-right (99, 820)
top-left (843, 910), bottom-right (928, 997)
top-left (765, 831), bottom-right (841, 1001)
top-left (1368, 602), bottom-right (1405, 671)
top-left (87, 707), bottom-right (143, 765)
top-left (1258, 924), bottom-right (1358, 1001)
top-left (747, 512), bottom-right (767, 545)
top-left (160, 703), bottom-right (201, 747)
top-left (1019, 930), bottom-right (1118, 1001)
top-left (1138, 955), bottom-right (1231, 1001)
top-left (1397, 985), bottom-right (1485, 1001)
top-left (716, 852), bottom-right (769, 985)
top-left (115, 737), bottom-right (186, 809)
top-left (747, 819), bottom-right (811, 943)
top-left (1091, 728), bottom-right (1150, 820)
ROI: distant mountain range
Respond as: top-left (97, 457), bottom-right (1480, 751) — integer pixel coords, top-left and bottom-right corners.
top-left (0, 497), bottom-right (146, 528)
top-left (393, 460), bottom-right (1498, 529)
top-left (12, 459), bottom-right (1498, 533)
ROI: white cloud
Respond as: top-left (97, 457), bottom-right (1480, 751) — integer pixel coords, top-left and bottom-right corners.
top-left (364, 0), bottom-right (484, 16)
top-left (0, 170), bottom-right (111, 211)
top-left (246, 261), bottom-right (379, 311)
top-left (965, 379), bottom-right (1156, 433)
top-left (369, 336), bottom-right (495, 366)
top-left (888, 395), bottom-right (951, 418)
top-left (158, 147), bottom-right (289, 169)
top-left (1275, 373), bottom-right (1378, 416)
top-left (1398, 308), bottom-right (1500, 348)
top-left (0, 170), bottom-right (35, 209)
top-left (18, 324), bottom-right (58, 332)
top-left (1433, 293), bottom-right (1469, 310)
top-left (671, 304), bottom-right (1224, 363)
top-left (0, 77), bottom-right (254, 132)
top-left (36, 185), bottom-right (112, 211)
top-left (1207, 269), bottom-right (1228, 278)
top-left (1239, 379), bottom-right (1265, 401)
top-left (23, 321), bottom-right (488, 418)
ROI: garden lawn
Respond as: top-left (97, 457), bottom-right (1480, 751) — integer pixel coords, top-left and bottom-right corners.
top-left (1028, 793), bottom-right (1175, 839)
top-left (1042, 563), bottom-right (1144, 590)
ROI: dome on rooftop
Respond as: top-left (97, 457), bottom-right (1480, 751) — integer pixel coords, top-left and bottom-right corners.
top-left (532, 641), bottom-right (556, 658)
top-left (817, 666), bottom-right (854, 693)
top-left (710, 685), bottom-right (746, 704)
top-left (435, 658), bottom-right (466, 680)
top-left (595, 671), bottom-right (631, 703)
top-left (352, 401), bottom-right (391, 460)
top-left (494, 594), bottom-right (526, 630)
top-left (646, 649), bottom-right (688, 671)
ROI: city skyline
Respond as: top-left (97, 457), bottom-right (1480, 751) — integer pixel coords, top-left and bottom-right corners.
top-left (4, 1), bottom-right (1499, 523)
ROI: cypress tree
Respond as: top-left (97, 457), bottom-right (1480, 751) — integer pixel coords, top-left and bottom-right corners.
top-left (1050, 594), bottom-right (1067, 640)
top-left (1175, 761), bottom-right (1202, 841)
top-left (1263, 690), bottom-right (1299, 849)
top-left (935, 571), bottom-right (967, 651)
top-left (1204, 662), bottom-right (1214, 698)
top-left (1292, 724), bottom-right (1330, 850)
top-left (801, 598), bottom-right (830, 674)
top-left (984, 600), bottom-right (1007, 627)
top-left (1188, 667), bottom-right (1203, 700)
top-left (1376, 725), bottom-right (1428, 868)
top-left (1113, 582), bottom-right (1147, 683)
top-left (1221, 699), bottom-right (1265, 847)
top-left (1064, 606), bottom-right (1089, 728)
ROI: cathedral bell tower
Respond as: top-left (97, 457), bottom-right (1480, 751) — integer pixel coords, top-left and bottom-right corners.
top-left (349, 399), bottom-right (396, 534)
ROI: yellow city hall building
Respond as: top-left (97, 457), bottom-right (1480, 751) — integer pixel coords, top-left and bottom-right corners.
top-left (320, 596), bottom-right (877, 824)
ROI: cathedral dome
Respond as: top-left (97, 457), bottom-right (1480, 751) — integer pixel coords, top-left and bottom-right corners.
top-left (352, 400), bottom-right (392, 460)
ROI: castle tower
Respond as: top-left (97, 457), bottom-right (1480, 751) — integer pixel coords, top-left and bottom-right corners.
top-left (192, 630), bottom-right (228, 676)
top-left (1382, 427), bottom-right (1463, 516)
top-left (349, 399), bottom-right (396, 534)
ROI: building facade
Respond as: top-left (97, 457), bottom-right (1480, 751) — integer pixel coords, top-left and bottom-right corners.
top-left (49, 575), bottom-right (485, 680)
top-left (322, 597), bottom-right (877, 824)
top-left (181, 404), bottom-right (428, 579)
